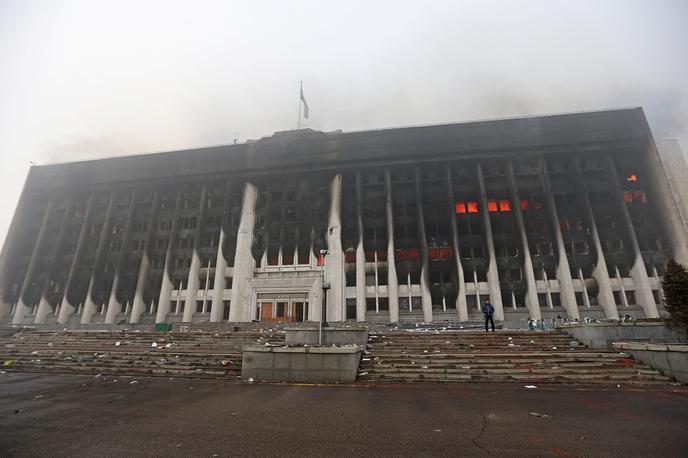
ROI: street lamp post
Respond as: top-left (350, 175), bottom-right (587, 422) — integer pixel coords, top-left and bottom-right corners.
top-left (319, 249), bottom-right (330, 345)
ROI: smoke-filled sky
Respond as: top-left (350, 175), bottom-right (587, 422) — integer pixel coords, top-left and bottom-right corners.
top-left (1, 0), bottom-right (687, 244)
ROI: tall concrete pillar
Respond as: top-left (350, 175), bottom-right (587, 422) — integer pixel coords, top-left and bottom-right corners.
top-left (130, 190), bottom-right (160, 323)
top-left (35, 200), bottom-right (75, 323)
top-left (445, 167), bottom-right (468, 321)
top-left (230, 182), bottom-right (257, 322)
top-left (104, 190), bottom-right (138, 324)
top-left (414, 168), bottom-right (433, 323)
top-left (12, 198), bottom-right (55, 324)
top-left (572, 158), bottom-right (618, 319)
top-left (384, 171), bottom-right (400, 323)
top-left (58, 195), bottom-right (96, 324)
top-left (605, 154), bottom-right (658, 318)
top-left (326, 174), bottom-right (346, 322)
top-left (541, 160), bottom-right (579, 320)
top-left (354, 172), bottom-right (366, 322)
top-left (476, 164), bottom-right (504, 320)
top-left (156, 189), bottom-right (183, 323)
top-left (183, 186), bottom-right (208, 322)
top-left (506, 162), bottom-right (541, 320)
top-left (81, 193), bottom-right (117, 324)
top-left (210, 181), bottom-right (232, 322)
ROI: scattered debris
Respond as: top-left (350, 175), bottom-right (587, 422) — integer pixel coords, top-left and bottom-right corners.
top-left (129, 380), bottom-right (139, 385)
top-left (95, 374), bottom-right (102, 378)
top-left (221, 360), bottom-right (232, 366)
top-left (529, 412), bottom-right (553, 419)
top-left (165, 343), bottom-right (173, 348)
top-left (151, 342), bottom-right (158, 348)
top-left (433, 429), bottom-right (443, 432)
top-left (115, 341), bottom-right (121, 346)
top-left (247, 377), bottom-right (254, 383)
top-left (358, 372), bottom-right (368, 376)
top-left (524, 385), bottom-right (538, 389)
top-left (32, 395), bottom-right (45, 400)
top-left (3, 360), bottom-right (15, 366)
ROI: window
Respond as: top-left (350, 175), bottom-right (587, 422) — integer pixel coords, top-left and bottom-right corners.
top-left (455, 202), bottom-right (466, 214)
top-left (487, 200), bottom-right (498, 213)
top-left (467, 201), bottom-right (479, 213)
top-left (499, 200), bottom-right (510, 212)
top-left (520, 199), bottom-right (529, 211)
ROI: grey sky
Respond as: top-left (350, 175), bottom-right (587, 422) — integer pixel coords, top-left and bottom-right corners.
top-left (1, 0), bottom-right (687, 244)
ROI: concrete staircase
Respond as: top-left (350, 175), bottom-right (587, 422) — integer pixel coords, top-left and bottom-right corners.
top-left (0, 329), bottom-right (284, 380)
top-left (358, 330), bottom-right (673, 384)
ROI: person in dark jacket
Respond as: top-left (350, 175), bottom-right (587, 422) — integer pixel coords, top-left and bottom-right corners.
top-left (482, 299), bottom-right (495, 332)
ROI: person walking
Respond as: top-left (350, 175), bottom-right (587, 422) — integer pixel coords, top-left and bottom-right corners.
top-left (482, 299), bottom-right (495, 332)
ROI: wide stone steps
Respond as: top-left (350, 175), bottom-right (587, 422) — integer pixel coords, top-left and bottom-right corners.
top-left (0, 329), bottom-right (284, 379)
top-left (359, 330), bottom-right (674, 384)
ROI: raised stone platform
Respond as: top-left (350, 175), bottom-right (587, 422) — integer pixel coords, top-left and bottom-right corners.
top-left (613, 342), bottom-right (688, 383)
top-left (560, 321), bottom-right (687, 349)
top-left (241, 345), bottom-right (362, 384)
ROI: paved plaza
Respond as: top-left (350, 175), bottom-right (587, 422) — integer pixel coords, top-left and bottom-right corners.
top-left (1, 373), bottom-right (686, 457)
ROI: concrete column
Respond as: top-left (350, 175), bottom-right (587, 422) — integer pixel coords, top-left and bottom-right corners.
top-left (354, 172), bottom-right (366, 322)
top-left (183, 185), bottom-right (208, 322)
top-left (35, 200), bottom-right (75, 323)
top-left (210, 181), bottom-right (232, 322)
top-left (104, 190), bottom-right (138, 324)
top-left (540, 160), bottom-right (587, 320)
top-left (12, 198), bottom-right (55, 324)
top-left (384, 171), bottom-right (400, 323)
top-left (81, 193), bottom-right (117, 324)
top-left (413, 168), bottom-right (433, 323)
top-left (571, 157), bottom-right (618, 319)
top-left (130, 190), bottom-right (160, 323)
top-left (541, 160), bottom-right (579, 320)
top-left (476, 164), bottom-right (504, 320)
top-left (326, 174), bottom-right (346, 322)
top-left (58, 195), bottom-right (96, 324)
top-left (230, 182), bottom-right (257, 322)
top-left (156, 189), bottom-right (184, 323)
top-left (506, 162), bottom-right (541, 320)
top-left (445, 167), bottom-right (468, 321)
top-left (605, 154), bottom-right (658, 318)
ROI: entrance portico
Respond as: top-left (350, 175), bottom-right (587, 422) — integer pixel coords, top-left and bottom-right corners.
top-left (257, 292), bottom-right (309, 322)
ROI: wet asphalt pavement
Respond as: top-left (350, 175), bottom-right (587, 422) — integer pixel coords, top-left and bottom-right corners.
top-left (0, 372), bottom-right (686, 457)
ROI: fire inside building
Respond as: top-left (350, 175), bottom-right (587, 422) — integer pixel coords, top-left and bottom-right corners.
top-left (1, 108), bottom-right (687, 326)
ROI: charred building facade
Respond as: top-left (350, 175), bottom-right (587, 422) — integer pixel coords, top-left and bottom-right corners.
top-left (1, 108), bottom-right (686, 326)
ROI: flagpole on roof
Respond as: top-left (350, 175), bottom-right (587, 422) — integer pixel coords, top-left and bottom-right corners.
top-left (298, 81), bottom-right (303, 129)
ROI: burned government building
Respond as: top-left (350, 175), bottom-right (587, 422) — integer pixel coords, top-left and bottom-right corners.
top-left (1, 107), bottom-right (687, 326)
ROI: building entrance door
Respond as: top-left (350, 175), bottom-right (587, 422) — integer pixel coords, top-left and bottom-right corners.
top-left (260, 302), bottom-right (273, 322)
top-left (292, 302), bottom-right (307, 322)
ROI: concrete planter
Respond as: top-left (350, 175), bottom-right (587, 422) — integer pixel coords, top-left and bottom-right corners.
top-left (284, 326), bottom-right (369, 346)
top-left (559, 321), bottom-right (687, 349)
top-left (242, 345), bottom-right (362, 384)
top-left (613, 342), bottom-right (688, 383)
